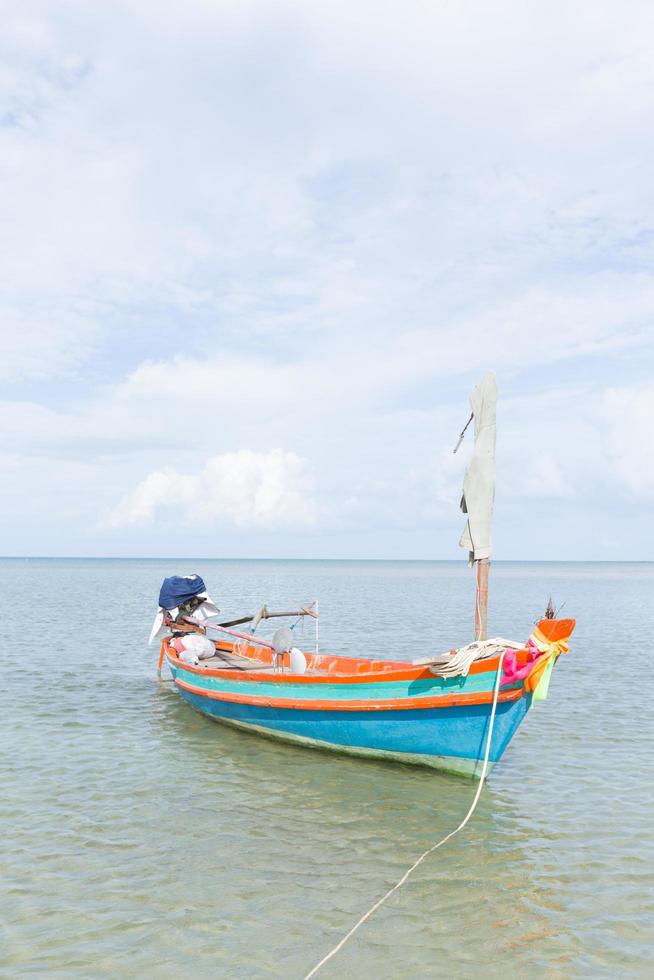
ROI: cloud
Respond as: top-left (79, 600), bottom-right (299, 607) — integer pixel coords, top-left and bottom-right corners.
top-left (0, 307), bottom-right (100, 383)
top-left (519, 453), bottom-right (573, 499)
top-left (105, 449), bottom-right (316, 529)
top-left (601, 383), bottom-right (654, 498)
top-left (1, 1), bottom-right (654, 556)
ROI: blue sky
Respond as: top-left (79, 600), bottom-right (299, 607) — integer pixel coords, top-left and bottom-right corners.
top-left (1, 1), bottom-right (653, 559)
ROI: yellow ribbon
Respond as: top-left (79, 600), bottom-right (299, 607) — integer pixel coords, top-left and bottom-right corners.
top-left (525, 626), bottom-right (569, 702)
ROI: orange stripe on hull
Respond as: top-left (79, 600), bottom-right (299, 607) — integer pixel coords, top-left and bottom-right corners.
top-left (173, 676), bottom-right (524, 712)
top-left (163, 643), bottom-right (510, 685)
top-left (163, 617), bottom-right (575, 687)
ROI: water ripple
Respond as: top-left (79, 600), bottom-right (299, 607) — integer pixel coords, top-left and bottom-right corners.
top-left (1, 558), bottom-right (653, 977)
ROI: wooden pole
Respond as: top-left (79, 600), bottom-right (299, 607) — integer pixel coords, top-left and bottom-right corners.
top-left (475, 558), bottom-right (489, 641)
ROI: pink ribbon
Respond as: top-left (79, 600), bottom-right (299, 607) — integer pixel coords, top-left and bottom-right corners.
top-left (501, 639), bottom-right (542, 686)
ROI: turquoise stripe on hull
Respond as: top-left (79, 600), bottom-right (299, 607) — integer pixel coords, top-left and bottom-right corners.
top-left (171, 663), bottom-right (516, 701)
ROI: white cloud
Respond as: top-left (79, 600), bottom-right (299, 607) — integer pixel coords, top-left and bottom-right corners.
top-left (0, 307), bottom-right (99, 383)
top-left (1, 1), bottom-right (654, 556)
top-left (519, 453), bottom-right (573, 499)
top-left (601, 383), bottom-right (654, 498)
top-left (105, 449), bottom-right (316, 529)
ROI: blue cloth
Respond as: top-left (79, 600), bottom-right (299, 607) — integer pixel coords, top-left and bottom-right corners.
top-left (158, 575), bottom-right (207, 610)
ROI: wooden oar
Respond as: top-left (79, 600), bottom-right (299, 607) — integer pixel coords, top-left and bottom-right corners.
top-left (181, 617), bottom-right (277, 651)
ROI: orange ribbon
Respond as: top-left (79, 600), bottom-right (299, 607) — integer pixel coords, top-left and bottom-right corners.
top-left (523, 625), bottom-right (570, 697)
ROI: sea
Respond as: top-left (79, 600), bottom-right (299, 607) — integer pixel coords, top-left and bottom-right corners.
top-left (2, 558), bottom-right (653, 978)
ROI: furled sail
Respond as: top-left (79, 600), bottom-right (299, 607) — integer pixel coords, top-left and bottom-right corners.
top-left (459, 372), bottom-right (497, 563)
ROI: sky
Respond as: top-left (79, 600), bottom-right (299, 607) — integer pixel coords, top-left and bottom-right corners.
top-left (1, 0), bottom-right (653, 559)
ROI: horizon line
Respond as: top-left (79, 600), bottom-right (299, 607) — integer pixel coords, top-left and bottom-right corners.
top-left (0, 555), bottom-right (651, 564)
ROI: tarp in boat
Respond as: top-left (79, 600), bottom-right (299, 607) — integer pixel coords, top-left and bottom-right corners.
top-left (159, 574), bottom-right (208, 610)
top-left (149, 574), bottom-right (220, 645)
top-left (459, 372), bottom-right (497, 562)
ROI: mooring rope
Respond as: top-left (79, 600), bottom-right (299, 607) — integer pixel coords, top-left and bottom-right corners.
top-left (303, 651), bottom-right (507, 980)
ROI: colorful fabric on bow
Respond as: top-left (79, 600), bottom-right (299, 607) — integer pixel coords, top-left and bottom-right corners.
top-left (500, 640), bottom-right (541, 686)
top-left (501, 619), bottom-right (575, 703)
top-left (526, 624), bottom-right (570, 701)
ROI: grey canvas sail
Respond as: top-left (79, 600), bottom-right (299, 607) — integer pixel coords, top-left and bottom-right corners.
top-left (459, 372), bottom-right (497, 562)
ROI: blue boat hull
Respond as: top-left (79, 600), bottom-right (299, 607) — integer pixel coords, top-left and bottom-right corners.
top-left (177, 686), bottom-right (532, 777)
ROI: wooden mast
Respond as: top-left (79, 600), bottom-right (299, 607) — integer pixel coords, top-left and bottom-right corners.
top-left (475, 557), bottom-right (489, 641)
top-left (457, 372), bottom-right (496, 644)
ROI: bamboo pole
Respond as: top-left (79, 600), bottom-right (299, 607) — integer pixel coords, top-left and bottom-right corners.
top-left (475, 558), bottom-right (489, 641)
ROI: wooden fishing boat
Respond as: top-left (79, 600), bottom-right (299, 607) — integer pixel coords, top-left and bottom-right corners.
top-left (151, 374), bottom-right (575, 777)
top-left (158, 616), bottom-right (574, 777)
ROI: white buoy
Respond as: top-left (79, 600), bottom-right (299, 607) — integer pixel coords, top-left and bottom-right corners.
top-left (288, 647), bottom-right (307, 674)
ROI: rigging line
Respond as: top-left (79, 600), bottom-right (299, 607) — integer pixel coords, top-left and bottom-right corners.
top-left (303, 650), bottom-right (507, 980)
top-left (453, 412), bottom-right (474, 454)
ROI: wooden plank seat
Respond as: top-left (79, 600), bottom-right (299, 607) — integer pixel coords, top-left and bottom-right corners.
top-left (202, 650), bottom-right (276, 671)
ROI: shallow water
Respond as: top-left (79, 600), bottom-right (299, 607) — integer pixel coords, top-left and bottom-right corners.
top-left (2, 558), bottom-right (653, 977)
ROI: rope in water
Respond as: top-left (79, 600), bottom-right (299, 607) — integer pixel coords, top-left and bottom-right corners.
top-left (303, 651), bottom-right (507, 980)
